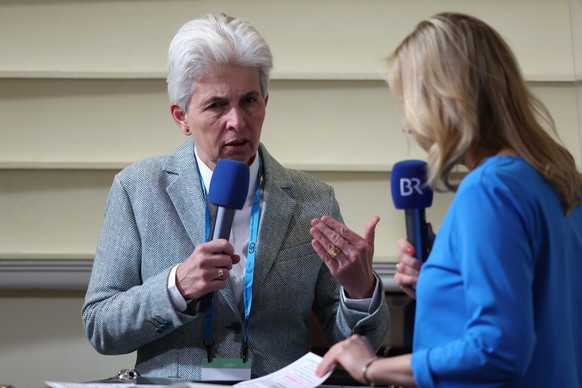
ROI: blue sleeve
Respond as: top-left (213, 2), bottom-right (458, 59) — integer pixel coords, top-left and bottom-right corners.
top-left (413, 177), bottom-right (537, 385)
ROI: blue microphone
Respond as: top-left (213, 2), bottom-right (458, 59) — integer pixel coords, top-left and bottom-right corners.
top-left (192, 158), bottom-right (250, 313)
top-left (208, 159), bottom-right (250, 241)
top-left (390, 160), bottom-right (434, 262)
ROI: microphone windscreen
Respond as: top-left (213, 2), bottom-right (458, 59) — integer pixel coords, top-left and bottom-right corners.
top-left (208, 159), bottom-right (250, 210)
top-left (391, 160), bottom-right (433, 209)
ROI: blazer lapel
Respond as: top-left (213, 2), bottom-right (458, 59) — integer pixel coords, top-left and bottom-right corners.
top-left (250, 146), bottom-right (297, 299)
top-left (164, 140), bottom-right (242, 315)
top-left (164, 140), bottom-right (207, 246)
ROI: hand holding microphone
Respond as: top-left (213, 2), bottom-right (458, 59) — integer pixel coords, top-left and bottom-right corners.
top-left (391, 160), bottom-right (434, 297)
top-left (395, 237), bottom-right (423, 298)
top-left (177, 158), bottom-right (249, 313)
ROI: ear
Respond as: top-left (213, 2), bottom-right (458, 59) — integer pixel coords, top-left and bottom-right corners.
top-left (264, 94), bottom-right (269, 107)
top-left (170, 103), bottom-right (191, 136)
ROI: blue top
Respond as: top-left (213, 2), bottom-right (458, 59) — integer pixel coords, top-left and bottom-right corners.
top-left (411, 156), bottom-right (582, 387)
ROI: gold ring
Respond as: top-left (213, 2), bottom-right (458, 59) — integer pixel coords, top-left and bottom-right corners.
top-left (328, 246), bottom-right (341, 258)
top-left (217, 268), bottom-right (225, 280)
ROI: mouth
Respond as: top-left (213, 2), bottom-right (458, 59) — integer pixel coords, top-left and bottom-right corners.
top-left (224, 139), bottom-right (249, 150)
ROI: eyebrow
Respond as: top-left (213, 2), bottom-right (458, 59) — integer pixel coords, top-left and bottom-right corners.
top-left (241, 91), bottom-right (262, 99)
top-left (200, 90), bottom-right (262, 106)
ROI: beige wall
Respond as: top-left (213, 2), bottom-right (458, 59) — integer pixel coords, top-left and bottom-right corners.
top-left (1, 1), bottom-right (581, 387)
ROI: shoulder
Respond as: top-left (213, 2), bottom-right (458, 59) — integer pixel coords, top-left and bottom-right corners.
top-left (115, 140), bottom-right (192, 188)
top-left (260, 145), bottom-right (334, 196)
top-left (459, 156), bottom-right (544, 197)
top-left (454, 155), bottom-right (559, 221)
top-left (109, 141), bottom-right (194, 205)
top-left (259, 145), bottom-right (340, 220)
top-left (283, 167), bottom-right (333, 192)
top-left (116, 154), bottom-right (168, 189)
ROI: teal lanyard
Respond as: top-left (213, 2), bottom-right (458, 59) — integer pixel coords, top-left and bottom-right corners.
top-left (194, 158), bottom-right (215, 362)
top-left (199, 157), bottom-right (262, 363)
top-left (242, 171), bottom-right (261, 362)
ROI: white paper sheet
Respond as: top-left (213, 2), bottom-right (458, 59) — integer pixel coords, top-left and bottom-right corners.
top-left (46, 351), bottom-right (332, 388)
top-left (233, 352), bottom-right (332, 388)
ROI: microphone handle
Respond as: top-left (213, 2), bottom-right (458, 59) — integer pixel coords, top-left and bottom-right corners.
top-left (191, 206), bottom-right (236, 313)
top-left (404, 208), bottom-right (430, 262)
top-left (211, 207), bottom-right (236, 242)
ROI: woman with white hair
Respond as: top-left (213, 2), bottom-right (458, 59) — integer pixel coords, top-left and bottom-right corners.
top-left (82, 13), bottom-right (389, 382)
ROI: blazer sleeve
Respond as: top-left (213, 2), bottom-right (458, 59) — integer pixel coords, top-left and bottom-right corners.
top-left (81, 175), bottom-right (195, 355)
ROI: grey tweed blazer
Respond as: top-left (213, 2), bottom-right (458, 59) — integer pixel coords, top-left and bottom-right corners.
top-left (82, 139), bottom-right (389, 380)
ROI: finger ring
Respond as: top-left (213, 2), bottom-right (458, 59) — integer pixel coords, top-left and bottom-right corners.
top-left (328, 246), bottom-right (341, 258)
top-left (217, 268), bottom-right (225, 280)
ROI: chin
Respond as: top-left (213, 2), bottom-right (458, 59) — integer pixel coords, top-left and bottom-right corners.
top-left (220, 153), bottom-right (253, 165)
top-left (223, 148), bottom-right (257, 165)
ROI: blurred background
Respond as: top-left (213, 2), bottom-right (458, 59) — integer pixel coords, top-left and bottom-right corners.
top-left (1, 0), bottom-right (581, 386)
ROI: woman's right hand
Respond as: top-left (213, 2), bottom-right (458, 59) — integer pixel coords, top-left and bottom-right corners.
top-left (394, 238), bottom-right (422, 299)
top-left (395, 223), bottom-right (435, 298)
top-left (176, 239), bottom-right (240, 300)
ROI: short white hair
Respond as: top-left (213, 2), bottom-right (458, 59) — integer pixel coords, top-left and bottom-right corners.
top-left (167, 13), bottom-right (273, 111)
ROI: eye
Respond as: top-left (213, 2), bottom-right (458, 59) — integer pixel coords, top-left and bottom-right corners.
top-left (241, 95), bottom-right (258, 105)
top-left (240, 93), bottom-right (259, 105)
top-left (205, 101), bottom-right (226, 111)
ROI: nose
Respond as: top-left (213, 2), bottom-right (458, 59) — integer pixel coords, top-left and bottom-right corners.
top-left (225, 106), bottom-right (245, 131)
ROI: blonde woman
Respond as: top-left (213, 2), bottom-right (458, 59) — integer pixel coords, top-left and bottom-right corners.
top-left (314, 12), bottom-right (582, 387)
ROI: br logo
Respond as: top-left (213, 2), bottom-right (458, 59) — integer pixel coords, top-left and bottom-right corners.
top-left (399, 177), bottom-right (424, 196)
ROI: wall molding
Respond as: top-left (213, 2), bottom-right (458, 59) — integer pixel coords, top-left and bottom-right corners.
top-left (0, 259), bottom-right (92, 291)
top-left (0, 259), bottom-right (400, 292)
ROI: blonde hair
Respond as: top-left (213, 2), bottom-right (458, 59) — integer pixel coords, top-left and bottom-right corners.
top-left (386, 12), bottom-right (582, 213)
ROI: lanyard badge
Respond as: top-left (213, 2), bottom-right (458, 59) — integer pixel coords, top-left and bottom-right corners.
top-left (199, 157), bottom-right (261, 380)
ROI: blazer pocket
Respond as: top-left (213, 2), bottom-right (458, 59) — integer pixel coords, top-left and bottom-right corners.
top-left (275, 242), bottom-right (317, 263)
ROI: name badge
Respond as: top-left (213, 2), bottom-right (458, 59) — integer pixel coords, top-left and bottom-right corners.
top-left (201, 358), bottom-right (252, 382)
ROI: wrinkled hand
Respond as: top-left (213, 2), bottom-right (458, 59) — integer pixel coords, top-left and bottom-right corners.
top-left (315, 335), bottom-right (375, 381)
top-left (310, 216), bottom-right (379, 299)
top-left (176, 239), bottom-right (240, 300)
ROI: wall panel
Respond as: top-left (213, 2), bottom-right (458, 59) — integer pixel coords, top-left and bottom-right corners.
top-left (0, 0), bottom-right (576, 80)
top-left (0, 79), bottom-right (182, 167)
top-left (0, 170), bottom-right (114, 256)
top-left (1, 80), bottom-right (578, 169)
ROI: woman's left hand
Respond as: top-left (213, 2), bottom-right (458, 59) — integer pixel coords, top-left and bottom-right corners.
top-left (310, 216), bottom-right (380, 299)
top-left (315, 335), bottom-right (375, 381)
top-left (317, 335), bottom-right (416, 387)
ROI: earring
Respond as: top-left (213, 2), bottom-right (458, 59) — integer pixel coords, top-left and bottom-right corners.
top-left (185, 128), bottom-right (191, 135)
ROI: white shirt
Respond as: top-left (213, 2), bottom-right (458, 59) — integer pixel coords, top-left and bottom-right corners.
top-left (167, 151), bottom-right (258, 311)
top-left (195, 151), bottom-right (260, 303)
